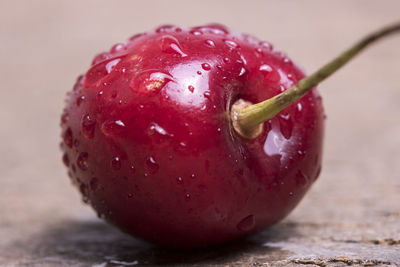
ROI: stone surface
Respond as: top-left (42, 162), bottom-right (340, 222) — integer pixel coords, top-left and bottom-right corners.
top-left (0, 0), bottom-right (399, 266)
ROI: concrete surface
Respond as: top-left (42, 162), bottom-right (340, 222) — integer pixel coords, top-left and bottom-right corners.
top-left (1, 0), bottom-right (399, 266)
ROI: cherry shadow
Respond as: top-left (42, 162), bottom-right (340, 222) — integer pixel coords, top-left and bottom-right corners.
top-left (23, 218), bottom-right (298, 266)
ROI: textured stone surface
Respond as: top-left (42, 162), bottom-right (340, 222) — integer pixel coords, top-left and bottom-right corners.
top-left (1, 1), bottom-right (399, 266)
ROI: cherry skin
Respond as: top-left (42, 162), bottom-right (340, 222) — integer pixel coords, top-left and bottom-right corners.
top-left (60, 24), bottom-right (324, 248)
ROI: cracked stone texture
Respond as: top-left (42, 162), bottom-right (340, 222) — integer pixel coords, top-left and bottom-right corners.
top-left (1, 0), bottom-right (400, 266)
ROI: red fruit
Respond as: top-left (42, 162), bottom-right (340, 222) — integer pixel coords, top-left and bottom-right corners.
top-left (60, 24), bottom-right (324, 248)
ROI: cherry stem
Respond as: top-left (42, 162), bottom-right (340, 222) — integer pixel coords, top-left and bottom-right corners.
top-left (232, 22), bottom-right (400, 139)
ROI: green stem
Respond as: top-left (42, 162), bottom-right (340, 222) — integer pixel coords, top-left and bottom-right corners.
top-left (232, 22), bottom-right (400, 139)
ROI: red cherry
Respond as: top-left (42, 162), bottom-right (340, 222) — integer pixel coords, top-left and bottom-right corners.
top-left (60, 22), bottom-right (400, 248)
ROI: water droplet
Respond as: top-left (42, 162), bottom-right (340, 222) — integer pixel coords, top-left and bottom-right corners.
top-left (217, 127), bottom-right (221, 132)
top-left (76, 152), bottom-right (89, 171)
top-left (80, 183), bottom-right (89, 203)
top-left (146, 156), bottom-right (159, 174)
top-left (89, 177), bottom-right (98, 191)
top-left (179, 141), bottom-right (187, 147)
top-left (190, 173), bottom-right (196, 179)
top-left (105, 58), bottom-right (121, 73)
top-left (185, 193), bottom-right (191, 201)
top-left (127, 193), bottom-right (134, 198)
top-left (295, 170), bottom-right (308, 187)
top-left (91, 52), bottom-right (111, 65)
top-left (74, 139), bottom-right (79, 147)
top-left (85, 56), bottom-right (125, 87)
top-left (223, 57), bottom-right (230, 63)
top-left (177, 177), bottom-right (183, 184)
top-left (201, 63), bottom-right (211, 71)
top-left (129, 165), bottom-right (136, 174)
top-left (289, 191), bottom-right (294, 196)
top-left (155, 24), bottom-right (175, 33)
top-left (101, 120), bottom-right (126, 137)
top-left (238, 67), bottom-right (246, 77)
top-left (81, 114), bottom-right (96, 139)
top-left (203, 91), bottom-right (211, 98)
top-left (204, 39), bottom-right (215, 48)
top-left (63, 128), bottom-right (73, 148)
top-left (188, 85), bottom-right (195, 93)
top-left (62, 153), bottom-right (70, 167)
top-left (111, 156), bottom-right (121, 170)
top-left (148, 122), bottom-right (169, 136)
top-left (237, 215), bottom-right (255, 231)
top-left (129, 33), bottom-right (145, 41)
top-left (76, 95), bottom-right (85, 107)
top-left (197, 70), bottom-right (202, 75)
top-left (278, 113), bottom-right (293, 139)
top-left (259, 41), bottom-right (273, 50)
top-left (224, 39), bottom-right (239, 49)
top-left (160, 35), bottom-right (187, 57)
top-left (61, 110), bottom-right (69, 125)
top-left (259, 64), bottom-right (280, 82)
top-left (130, 70), bottom-right (173, 94)
top-left (195, 24), bottom-right (229, 35)
top-left (110, 43), bottom-right (126, 53)
top-left (189, 29), bottom-right (202, 35)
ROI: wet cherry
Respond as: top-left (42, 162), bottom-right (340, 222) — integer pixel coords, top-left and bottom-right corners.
top-left (60, 23), bottom-right (400, 248)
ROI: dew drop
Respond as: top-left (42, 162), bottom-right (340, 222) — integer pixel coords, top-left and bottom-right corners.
top-left (237, 215), bottom-right (255, 231)
top-left (61, 110), bottom-right (69, 125)
top-left (129, 33), bottom-right (145, 41)
top-left (130, 70), bottom-right (173, 94)
top-left (185, 193), bottom-right (191, 201)
top-left (63, 128), bottom-right (73, 148)
top-left (76, 95), bottom-right (85, 107)
top-left (203, 91), bottom-right (211, 98)
top-left (295, 170), bottom-right (308, 187)
top-left (188, 85), bottom-right (195, 93)
top-left (201, 63), bottom-right (211, 71)
top-left (223, 57), bottom-right (230, 63)
top-left (127, 193), bottom-right (134, 198)
top-left (129, 165), bottom-right (136, 174)
top-left (189, 29), bottom-right (202, 35)
top-left (111, 156), bottom-right (121, 170)
top-left (148, 122), bottom-right (169, 136)
top-left (62, 153), bottom-right (70, 167)
top-left (197, 70), bottom-right (202, 75)
top-left (80, 183), bottom-right (89, 203)
top-left (195, 24), bottom-right (229, 35)
top-left (278, 113), bottom-right (293, 139)
top-left (204, 39), bottom-right (215, 48)
top-left (177, 176), bottom-right (183, 184)
top-left (81, 114), bottom-right (96, 139)
top-left (146, 156), bottom-right (159, 174)
top-left (76, 152), bottom-right (89, 171)
top-left (259, 41), bottom-right (273, 50)
top-left (224, 39), bottom-right (239, 49)
top-left (160, 35), bottom-right (187, 57)
top-left (155, 24), bottom-right (175, 33)
top-left (89, 177), bottom-right (98, 191)
top-left (110, 43), bottom-right (126, 53)
top-left (105, 58), bottom-right (121, 73)
top-left (101, 120), bottom-right (126, 137)
top-left (259, 64), bottom-right (281, 83)
top-left (238, 67), bottom-right (246, 77)
top-left (91, 52), bottom-right (111, 65)
top-left (190, 173), bottom-right (196, 179)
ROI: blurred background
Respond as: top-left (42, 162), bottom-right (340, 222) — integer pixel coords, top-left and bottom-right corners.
top-left (1, 0), bottom-right (399, 265)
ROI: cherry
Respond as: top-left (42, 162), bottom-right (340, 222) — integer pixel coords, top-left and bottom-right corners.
top-left (60, 23), bottom-right (400, 248)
